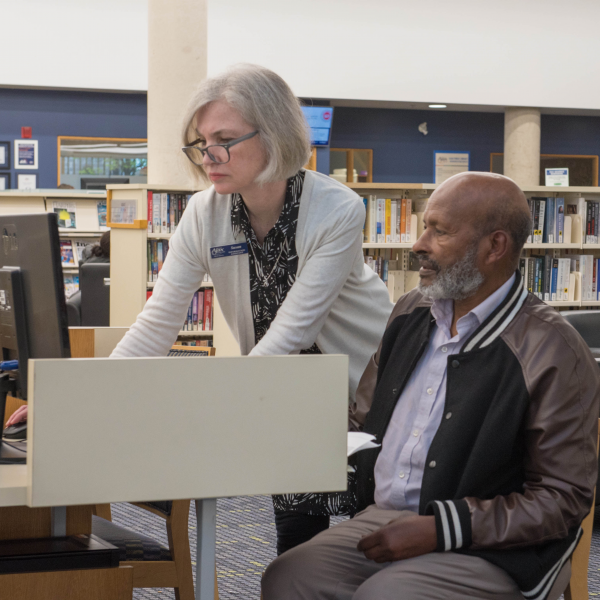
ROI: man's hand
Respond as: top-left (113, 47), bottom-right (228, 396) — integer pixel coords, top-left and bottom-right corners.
top-left (357, 513), bottom-right (437, 563)
top-left (6, 405), bottom-right (27, 427)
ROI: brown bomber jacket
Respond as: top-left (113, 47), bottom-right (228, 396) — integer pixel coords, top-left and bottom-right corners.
top-left (350, 271), bottom-right (600, 599)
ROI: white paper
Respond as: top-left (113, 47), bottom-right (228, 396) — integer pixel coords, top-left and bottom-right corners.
top-left (545, 168), bottom-right (569, 186)
top-left (17, 174), bottom-right (37, 190)
top-left (434, 152), bottom-right (469, 184)
top-left (0, 147), bottom-right (5, 165)
top-left (347, 432), bottom-right (380, 457)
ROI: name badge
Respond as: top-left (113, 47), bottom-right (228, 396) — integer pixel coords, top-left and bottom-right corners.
top-left (210, 243), bottom-right (248, 259)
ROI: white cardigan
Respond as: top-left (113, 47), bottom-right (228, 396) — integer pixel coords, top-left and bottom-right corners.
top-left (111, 170), bottom-right (394, 401)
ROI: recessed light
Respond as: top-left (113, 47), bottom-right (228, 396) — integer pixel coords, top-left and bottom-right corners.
top-left (429, 104), bottom-right (447, 108)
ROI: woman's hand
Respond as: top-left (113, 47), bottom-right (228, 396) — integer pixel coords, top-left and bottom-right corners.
top-left (6, 405), bottom-right (27, 427)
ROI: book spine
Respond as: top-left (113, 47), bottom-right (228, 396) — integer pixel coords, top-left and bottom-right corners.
top-left (537, 200), bottom-right (545, 244)
top-left (390, 200), bottom-right (397, 243)
top-left (527, 257), bottom-right (534, 293)
top-left (169, 194), bottom-right (175, 234)
top-left (152, 241), bottom-right (158, 281)
top-left (192, 292), bottom-right (198, 331)
top-left (147, 191), bottom-right (153, 233)
top-left (543, 254), bottom-right (552, 301)
top-left (153, 193), bottom-right (161, 233)
top-left (406, 199), bottom-right (412, 243)
top-left (362, 197), bottom-right (369, 243)
top-left (586, 202), bottom-right (592, 244)
top-left (197, 290), bottom-right (204, 329)
top-left (533, 258), bottom-right (540, 299)
top-left (157, 241), bottom-right (163, 274)
top-left (533, 200), bottom-right (540, 243)
top-left (147, 241), bottom-right (152, 282)
top-left (551, 258), bottom-right (558, 301)
top-left (161, 193), bottom-right (168, 234)
top-left (385, 198), bottom-right (392, 243)
top-left (203, 289), bottom-right (213, 331)
top-left (546, 197), bottom-right (555, 244)
top-left (400, 199), bottom-right (407, 243)
top-left (526, 199), bottom-right (533, 243)
top-left (370, 196), bottom-right (377, 243)
top-left (556, 198), bottom-right (564, 243)
top-left (519, 258), bottom-right (526, 281)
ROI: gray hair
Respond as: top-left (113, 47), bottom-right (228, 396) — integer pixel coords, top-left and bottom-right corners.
top-left (182, 64), bottom-right (312, 185)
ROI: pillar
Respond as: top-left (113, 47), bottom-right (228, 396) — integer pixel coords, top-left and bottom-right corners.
top-left (147, 0), bottom-right (207, 186)
top-left (504, 107), bottom-right (541, 187)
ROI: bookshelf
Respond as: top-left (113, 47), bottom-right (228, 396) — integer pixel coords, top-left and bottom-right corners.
top-left (106, 184), bottom-right (240, 357)
top-left (348, 183), bottom-right (600, 309)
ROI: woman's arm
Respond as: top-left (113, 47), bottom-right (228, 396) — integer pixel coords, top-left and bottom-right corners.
top-left (111, 199), bottom-right (208, 358)
top-left (249, 198), bottom-right (364, 357)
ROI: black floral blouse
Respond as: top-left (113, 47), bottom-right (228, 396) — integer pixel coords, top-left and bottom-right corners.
top-left (231, 171), bottom-right (356, 516)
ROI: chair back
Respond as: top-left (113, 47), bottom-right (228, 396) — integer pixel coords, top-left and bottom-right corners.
top-left (560, 310), bottom-right (600, 349)
top-left (80, 263), bottom-right (110, 326)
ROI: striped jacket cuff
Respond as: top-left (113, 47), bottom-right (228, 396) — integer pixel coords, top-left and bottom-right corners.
top-left (425, 499), bottom-right (472, 552)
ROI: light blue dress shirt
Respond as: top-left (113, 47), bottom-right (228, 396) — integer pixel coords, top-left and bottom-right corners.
top-left (374, 273), bottom-right (516, 511)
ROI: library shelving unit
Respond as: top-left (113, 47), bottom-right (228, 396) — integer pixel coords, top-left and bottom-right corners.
top-left (346, 182), bottom-right (600, 309)
top-left (0, 189), bottom-right (108, 278)
top-left (106, 184), bottom-right (240, 357)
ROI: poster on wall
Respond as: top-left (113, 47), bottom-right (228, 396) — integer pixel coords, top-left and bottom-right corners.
top-left (0, 173), bottom-right (9, 190)
top-left (14, 139), bottom-right (38, 169)
top-left (545, 168), bottom-right (569, 186)
top-left (0, 142), bottom-right (9, 169)
top-left (17, 173), bottom-right (37, 190)
top-left (434, 151), bottom-right (469, 184)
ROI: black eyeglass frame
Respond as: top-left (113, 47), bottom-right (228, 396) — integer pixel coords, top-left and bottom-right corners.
top-left (182, 130), bottom-right (259, 165)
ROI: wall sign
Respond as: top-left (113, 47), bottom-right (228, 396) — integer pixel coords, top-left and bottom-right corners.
top-left (14, 139), bottom-right (38, 170)
top-left (17, 173), bottom-right (37, 190)
top-left (434, 151), bottom-right (470, 184)
top-left (0, 142), bottom-right (9, 170)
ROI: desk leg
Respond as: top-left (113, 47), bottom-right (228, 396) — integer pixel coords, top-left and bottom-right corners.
top-left (195, 498), bottom-right (216, 600)
top-left (51, 506), bottom-right (67, 537)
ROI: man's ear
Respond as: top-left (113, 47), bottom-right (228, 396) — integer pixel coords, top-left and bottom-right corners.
top-left (485, 230), bottom-right (510, 266)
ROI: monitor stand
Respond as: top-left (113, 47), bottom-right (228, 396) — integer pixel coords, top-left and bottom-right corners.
top-left (0, 372), bottom-right (26, 465)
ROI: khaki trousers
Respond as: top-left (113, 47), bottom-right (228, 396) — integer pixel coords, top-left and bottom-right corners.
top-left (261, 505), bottom-right (571, 600)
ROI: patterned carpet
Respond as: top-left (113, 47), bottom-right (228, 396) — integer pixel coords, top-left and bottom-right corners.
top-left (111, 497), bottom-right (600, 599)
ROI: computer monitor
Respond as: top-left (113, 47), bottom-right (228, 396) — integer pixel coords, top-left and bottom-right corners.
top-left (0, 213), bottom-right (70, 461)
top-left (80, 177), bottom-right (129, 190)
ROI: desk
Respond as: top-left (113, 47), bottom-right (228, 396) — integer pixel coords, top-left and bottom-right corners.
top-left (16, 354), bottom-right (348, 600)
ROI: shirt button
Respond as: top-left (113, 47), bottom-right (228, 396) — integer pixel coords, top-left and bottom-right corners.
top-left (427, 387), bottom-right (433, 395)
top-left (399, 472), bottom-right (405, 479)
top-left (413, 430), bottom-right (419, 437)
top-left (429, 460), bottom-right (437, 468)
top-left (441, 346), bottom-right (448, 353)
top-left (446, 412), bottom-right (452, 420)
top-left (392, 388), bottom-right (398, 395)
top-left (452, 360), bottom-right (460, 368)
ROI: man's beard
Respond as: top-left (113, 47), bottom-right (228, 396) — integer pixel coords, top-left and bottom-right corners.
top-left (417, 243), bottom-right (484, 301)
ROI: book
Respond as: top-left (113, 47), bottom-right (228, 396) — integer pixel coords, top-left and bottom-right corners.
top-left (152, 192), bottom-right (161, 233)
top-left (544, 197), bottom-right (555, 244)
top-left (390, 200), bottom-right (398, 243)
top-left (73, 240), bottom-right (88, 263)
top-left (147, 191), bottom-right (153, 233)
top-left (406, 199), bottom-right (412, 242)
top-left (400, 199), bottom-right (407, 243)
top-left (362, 197), bottom-right (369, 242)
top-left (376, 198), bottom-right (385, 243)
top-left (161, 193), bottom-right (168, 234)
top-left (369, 195), bottom-right (377, 243)
top-left (63, 274), bottom-right (79, 298)
top-left (203, 289), bottom-right (213, 331)
top-left (53, 202), bottom-right (77, 229)
top-left (59, 240), bottom-right (76, 266)
top-left (555, 198), bottom-right (565, 243)
top-left (97, 200), bottom-right (107, 229)
top-left (385, 198), bottom-right (392, 243)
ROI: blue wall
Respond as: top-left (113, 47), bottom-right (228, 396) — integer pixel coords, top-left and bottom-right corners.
top-left (330, 107), bottom-right (600, 184)
top-left (1, 88), bottom-right (600, 188)
top-left (0, 88), bottom-right (147, 189)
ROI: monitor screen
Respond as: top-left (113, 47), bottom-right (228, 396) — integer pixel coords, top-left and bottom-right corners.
top-left (0, 213), bottom-right (71, 395)
top-left (302, 107), bottom-right (334, 146)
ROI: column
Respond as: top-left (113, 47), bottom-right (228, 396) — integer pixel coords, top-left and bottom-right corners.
top-left (504, 107), bottom-right (541, 187)
top-left (147, 0), bottom-right (208, 186)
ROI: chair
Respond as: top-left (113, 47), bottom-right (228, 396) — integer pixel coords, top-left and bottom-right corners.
top-left (80, 263), bottom-right (111, 326)
top-left (92, 500), bottom-right (197, 600)
top-left (558, 417), bottom-right (600, 600)
top-left (66, 291), bottom-right (81, 327)
top-left (560, 310), bottom-right (600, 352)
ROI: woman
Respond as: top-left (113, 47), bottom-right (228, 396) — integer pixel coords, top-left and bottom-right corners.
top-left (111, 64), bottom-right (393, 554)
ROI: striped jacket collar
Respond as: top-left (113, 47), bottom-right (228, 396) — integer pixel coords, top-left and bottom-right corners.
top-left (461, 269), bottom-right (528, 353)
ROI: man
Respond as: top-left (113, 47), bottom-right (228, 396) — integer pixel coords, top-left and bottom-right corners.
top-left (262, 172), bottom-right (600, 600)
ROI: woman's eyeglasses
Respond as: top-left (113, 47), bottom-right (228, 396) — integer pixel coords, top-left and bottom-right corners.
top-left (182, 131), bottom-right (259, 165)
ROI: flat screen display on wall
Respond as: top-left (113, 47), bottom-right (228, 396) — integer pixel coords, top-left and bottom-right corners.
top-left (302, 107), bottom-right (334, 146)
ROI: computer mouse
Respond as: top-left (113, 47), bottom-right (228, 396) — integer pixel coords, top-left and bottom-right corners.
top-left (2, 422), bottom-right (27, 441)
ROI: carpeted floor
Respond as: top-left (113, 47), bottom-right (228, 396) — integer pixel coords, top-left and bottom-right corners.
top-left (111, 497), bottom-right (600, 599)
